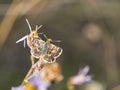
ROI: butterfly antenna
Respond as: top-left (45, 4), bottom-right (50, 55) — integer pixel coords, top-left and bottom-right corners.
top-left (35, 25), bottom-right (43, 32)
top-left (26, 18), bottom-right (32, 33)
top-left (35, 25), bottom-right (38, 31)
top-left (23, 39), bottom-right (26, 48)
top-left (38, 25), bottom-right (43, 30)
top-left (16, 35), bottom-right (28, 43)
top-left (43, 34), bottom-right (48, 40)
top-left (52, 40), bottom-right (61, 42)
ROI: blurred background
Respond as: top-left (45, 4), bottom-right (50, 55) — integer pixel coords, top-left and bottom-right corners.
top-left (0, 0), bottom-right (120, 90)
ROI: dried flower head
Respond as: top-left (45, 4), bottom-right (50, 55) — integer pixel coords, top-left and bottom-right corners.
top-left (39, 62), bottom-right (63, 83)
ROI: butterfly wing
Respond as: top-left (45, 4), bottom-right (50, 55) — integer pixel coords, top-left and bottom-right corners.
top-left (27, 36), bottom-right (44, 48)
top-left (42, 44), bottom-right (63, 63)
top-left (30, 39), bottom-right (45, 58)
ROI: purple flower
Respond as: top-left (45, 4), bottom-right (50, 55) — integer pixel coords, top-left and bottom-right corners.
top-left (28, 73), bottom-right (51, 90)
top-left (69, 66), bottom-right (93, 86)
top-left (12, 73), bottom-right (51, 90)
top-left (11, 86), bottom-right (26, 90)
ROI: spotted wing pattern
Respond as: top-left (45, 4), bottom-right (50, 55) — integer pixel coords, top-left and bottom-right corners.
top-left (42, 44), bottom-right (63, 63)
top-left (27, 35), bottom-right (63, 62)
top-left (27, 36), bottom-right (45, 58)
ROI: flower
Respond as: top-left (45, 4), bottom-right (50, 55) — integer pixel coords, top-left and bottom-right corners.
top-left (12, 86), bottom-right (26, 90)
top-left (68, 66), bottom-right (93, 90)
top-left (12, 73), bottom-right (51, 90)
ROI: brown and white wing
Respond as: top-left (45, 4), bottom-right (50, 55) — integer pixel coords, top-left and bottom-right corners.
top-left (27, 36), bottom-right (45, 49)
top-left (43, 44), bottom-right (63, 63)
top-left (29, 39), bottom-right (45, 58)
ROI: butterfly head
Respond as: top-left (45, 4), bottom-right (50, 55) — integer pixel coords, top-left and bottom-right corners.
top-left (30, 25), bottom-right (43, 38)
top-left (30, 30), bottom-right (38, 38)
top-left (26, 19), bottom-right (43, 38)
top-left (43, 34), bottom-right (61, 44)
top-left (47, 38), bottom-right (52, 43)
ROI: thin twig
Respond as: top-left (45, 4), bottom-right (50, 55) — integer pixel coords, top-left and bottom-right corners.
top-left (21, 57), bottom-right (45, 85)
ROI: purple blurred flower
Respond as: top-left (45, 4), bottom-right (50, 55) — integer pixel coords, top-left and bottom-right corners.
top-left (12, 73), bottom-right (51, 90)
top-left (11, 86), bottom-right (26, 90)
top-left (69, 66), bottom-right (93, 86)
top-left (28, 73), bottom-right (51, 90)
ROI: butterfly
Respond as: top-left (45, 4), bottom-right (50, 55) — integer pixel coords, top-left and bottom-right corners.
top-left (16, 19), bottom-right (63, 63)
top-left (40, 35), bottom-right (63, 63)
top-left (30, 33), bottom-right (63, 63)
top-left (16, 19), bottom-right (43, 47)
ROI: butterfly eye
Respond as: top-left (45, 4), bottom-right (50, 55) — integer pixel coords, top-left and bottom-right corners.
top-left (32, 33), bottom-right (34, 36)
top-left (32, 32), bottom-right (36, 36)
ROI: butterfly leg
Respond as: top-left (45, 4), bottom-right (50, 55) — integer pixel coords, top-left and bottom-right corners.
top-left (30, 55), bottom-right (35, 66)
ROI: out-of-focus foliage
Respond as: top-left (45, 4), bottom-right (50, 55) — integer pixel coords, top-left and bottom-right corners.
top-left (0, 0), bottom-right (120, 90)
top-left (0, 0), bottom-right (12, 3)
